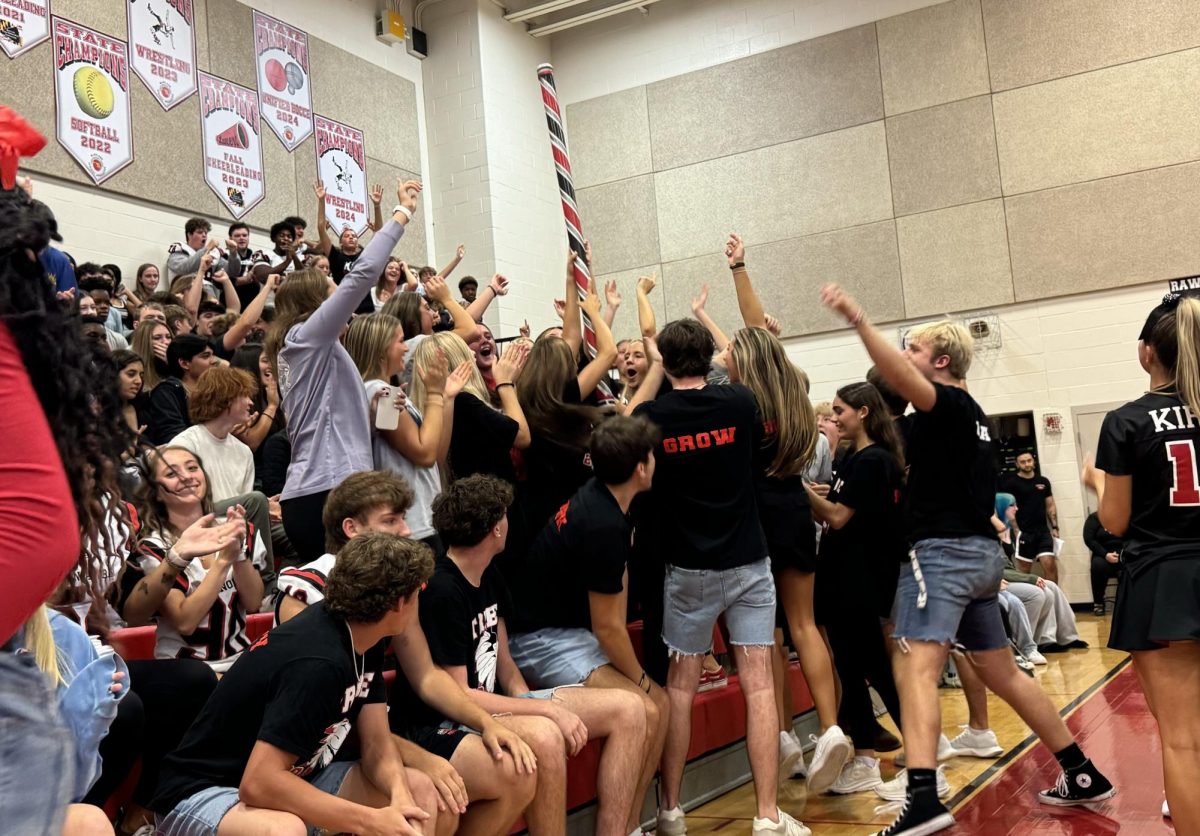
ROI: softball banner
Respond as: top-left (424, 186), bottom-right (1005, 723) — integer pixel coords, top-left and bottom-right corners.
top-left (52, 16), bottom-right (133, 184)
top-left (199, 71), bottom-right (264, 219)
top-left (128, 0), bottom-right (198, 110)
top-left (253, 10), bottom-right (312, 150)
top-left (314, 115), bottom-right (368, 236)
top-left (0, 0), bottom-right (50, 58)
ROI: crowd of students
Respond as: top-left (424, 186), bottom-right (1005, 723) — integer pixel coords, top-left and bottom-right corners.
top-left (3, 112), bottom-right (1199, 836)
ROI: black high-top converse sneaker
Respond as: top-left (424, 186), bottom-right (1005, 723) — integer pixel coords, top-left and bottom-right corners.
top-left (1038, 759), bottom-right (1116, 806)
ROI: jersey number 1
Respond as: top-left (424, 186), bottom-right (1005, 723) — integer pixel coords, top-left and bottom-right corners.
top-left (1166, 440), bottom-right (1200, 506)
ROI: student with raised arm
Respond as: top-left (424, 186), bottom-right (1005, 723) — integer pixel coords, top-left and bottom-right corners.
top-left (267, 178), bottom-right (421, 562)
top-left (819, 283), bottom-right (1113, 836)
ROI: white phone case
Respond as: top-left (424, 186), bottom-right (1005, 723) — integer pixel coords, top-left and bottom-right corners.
top-left (375, 386), bottom-right (401, 431)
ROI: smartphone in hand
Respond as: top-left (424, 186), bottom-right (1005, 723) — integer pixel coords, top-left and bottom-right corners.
top-left (375, 386), bottom-right (401, 431)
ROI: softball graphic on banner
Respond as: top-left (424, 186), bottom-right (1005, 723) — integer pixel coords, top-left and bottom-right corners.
top-left (253, 10), bottom-right (312, 150)
top-left (128, 0), bottom-right (199, 110)
top-left (199, 71), bottom-right (265, 219)
top-left (52, 16), bottom-right (133, 184)
top-left (0, 0), bottom-right (50, 58)
top-left (315, 115), bottom-right (368, 236)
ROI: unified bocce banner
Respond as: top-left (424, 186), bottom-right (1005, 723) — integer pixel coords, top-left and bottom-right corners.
top-left (128, 0), bottom-right (198, 110)
top-left (314, 115), bottom-right (369, 236)
top-left (199, 71), bottom-right (265, 219)
top-left (253, 10), bottom-right (312, 151)
top-left (52, 16), bottom-right (133, 184)
top-left (0, 0), bottom-right (49, 58)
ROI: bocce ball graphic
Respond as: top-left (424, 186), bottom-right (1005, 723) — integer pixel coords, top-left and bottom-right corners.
top-left (284, 61), bottom-right (304, 94)
top-left (265, 58), bottom-right (287, 92)
top-left (73, 67), bottom-right (115, 119)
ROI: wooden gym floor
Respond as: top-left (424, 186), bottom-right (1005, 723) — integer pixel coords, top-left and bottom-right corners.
top-left (683, 614), bottom-right (1172, 834)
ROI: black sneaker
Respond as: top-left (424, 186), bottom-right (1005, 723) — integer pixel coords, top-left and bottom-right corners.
top-left (871, 793), bottom-right (955, 836)
top-left (1038, 760), bottom-right (1116, 806)
top-left (874, 723), bottom-right (902, 753)
top-left (1093, 603), bottom-right (1106, 616)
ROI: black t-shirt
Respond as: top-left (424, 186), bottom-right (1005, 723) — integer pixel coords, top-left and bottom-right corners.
top-left (151, 603), bottom-right (386, 814)
top-left (998, 473), bottom-right (1053, 533)
top-left (449, 392), bottom-right (519, 483)
top-left (633, 384), bottom-right (767, 570)
top-left (327, 246), bottom-right (360, 284)
top-left (752, 422), bottom-right (811, 545)
top-left (905, 383), bottom-right (997, 542)
top-left (232, 247), bottom-right (260, 311)
top-left (506, 478), bottom-right (631, 634)
top-left (819, 444), bottom-right (906, 615)
top-left (1096, 391), bottom-right (1200, 566)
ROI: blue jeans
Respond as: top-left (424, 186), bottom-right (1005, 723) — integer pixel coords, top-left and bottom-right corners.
top-left (509, 627), bottom-right (610, 688)
top-left (662, 558), bottom-right (776, 656)
top-left (0, 649), bottom-right (75, 834)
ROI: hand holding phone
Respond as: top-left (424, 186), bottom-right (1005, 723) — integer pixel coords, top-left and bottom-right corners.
top-left (375, 386), bottom-right (402, 431)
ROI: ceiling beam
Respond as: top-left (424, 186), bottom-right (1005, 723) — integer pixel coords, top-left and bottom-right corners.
top-left (503, 0), bottom-right (593, 24)
top-left (526, 0), bottom-right (661, 37)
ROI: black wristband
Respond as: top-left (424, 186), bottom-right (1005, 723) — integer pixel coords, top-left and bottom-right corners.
top-left (496, 382), bottom-right (514, 390)
top-left (729, 261), bottom-right (746, 270)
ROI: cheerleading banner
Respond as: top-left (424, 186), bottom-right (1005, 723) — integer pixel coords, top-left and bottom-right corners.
top-left (127, 0), bottom-right (198, 109)
top-left (199, 71), bottom-right (265, 219)
top-left (315, 115), bottom-right (368, 235)
top-left (53, 16), bottom-right (133, 185)
top-left (0, 0), bottom-right (49, 58)
top-left (253, 10), bottom-right (312, 150)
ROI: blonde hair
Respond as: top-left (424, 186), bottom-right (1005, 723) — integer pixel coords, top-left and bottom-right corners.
top-left (813, 400), bottom-right (832, 419)
top-left (343, 313), bottom-right (403, 382)
top-left (409, 332), bottom-right (489, 413)
top-left (1149, 297), bottom-right (1200, 418)
top-left (906, 320), bottom-right (974, 379)
top-left (265, 268), bottom-right (331, 379)
top-left (731, 327), bottom-right (817, 478)
top-left (131, 320), bottom-right (170, 391)
top-left (24, 607), bottom-right (64, 688)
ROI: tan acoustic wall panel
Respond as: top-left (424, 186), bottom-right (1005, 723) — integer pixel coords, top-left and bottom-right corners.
top-left (565, 87), bottom-right (652, 190)
top-left (589, 264), bottom-right (668, 342)
top-left (876, 0), bottom-right (989, 116)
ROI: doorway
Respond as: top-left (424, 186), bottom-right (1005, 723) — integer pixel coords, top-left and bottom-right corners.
top-left (1070, 402), bottom-right (1126, 515)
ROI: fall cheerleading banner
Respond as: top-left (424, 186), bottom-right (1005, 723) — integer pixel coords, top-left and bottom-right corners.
top-left (253, 9), bottom-right (312, 150)
top-left (127, 0), bottom-right (198, 110)
top-left (0, 0), bottom-right (49, 58)
top-left (52, 16), bottom-right (134, 184)
top-left (314, 115), bottom-right (368, 236)
top-left (199, 71), bottom-right (265, 219)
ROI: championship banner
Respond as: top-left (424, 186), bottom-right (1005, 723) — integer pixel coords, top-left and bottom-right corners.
top-left (0, 0), bottom-right (49, 58)
top-left (52, 16), bottom-right (133, 184)
top-left (314, 114), bottom-right (368, 235)
top-left (253, 10), bottom-right (312, 150)
top-left (128, 0), bottom-right (198, 110)
top-left (199, 71), bottom-right (264, 219)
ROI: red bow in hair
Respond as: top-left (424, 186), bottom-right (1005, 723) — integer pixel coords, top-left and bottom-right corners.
top-left (0, 107), bottom-right (46, 190)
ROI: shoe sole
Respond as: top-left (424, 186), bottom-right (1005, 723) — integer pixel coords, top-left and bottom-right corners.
top-left (949, 745), bottom-right (1003, 758)
top-left (1037, 788), bottom-right (1116, 807)
top-left (779, 748), bottom-right (804, 785)
top-left (871, 812), bottom-right (955, 836)
top-left (830, 777), bottom-right (883, 794)
top-left (656, 820), bottom-right (688, 836)
top-left (807, 736), bottom-right (853, 794)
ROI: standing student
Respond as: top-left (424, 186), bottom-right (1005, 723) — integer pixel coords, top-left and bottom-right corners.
top-left (1084, 293), bottom-right (1200, 833)
top-left (267, 179), bottom-right (421, 562)
top-left (999, 452), bottom-right (1060, 582)
top-left (820, 283), bottom-right (1114, 836)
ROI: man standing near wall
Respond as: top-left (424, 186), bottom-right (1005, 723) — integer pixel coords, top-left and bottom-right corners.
top-left (1000, 452), bottom-right (1060, 583)
top-left (168, 217), bottom-right (240, 282)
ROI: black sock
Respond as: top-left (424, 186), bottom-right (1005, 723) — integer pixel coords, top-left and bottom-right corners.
top-left (907, 767), bottom-right (937, 793)
top-left (1054, 743), bottom-right (1087, 771)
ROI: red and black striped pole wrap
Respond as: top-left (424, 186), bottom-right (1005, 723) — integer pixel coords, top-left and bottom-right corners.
top-left (538, 62), bottom-right (614, 404)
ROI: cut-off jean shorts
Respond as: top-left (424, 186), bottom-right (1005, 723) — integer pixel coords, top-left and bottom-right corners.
top-left (892, 536), bottom-right (1009, 652)
top-left (509, 626), bottom-right (610, 689)
top-left (663, 557), bottom-right (776, 656)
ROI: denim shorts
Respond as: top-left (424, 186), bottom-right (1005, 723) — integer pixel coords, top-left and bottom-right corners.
top-left (508, 627), bottom-right (610, 688)
top-left (663, 557), bottom-right (776, 655)
top-left (892, 536), bottom-right (1008, 652)
top-left (156, 760), bottom-right (356, 836)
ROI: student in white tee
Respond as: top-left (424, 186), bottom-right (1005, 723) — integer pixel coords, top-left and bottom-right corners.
top-left (170, 366), bottom-right (258, 503)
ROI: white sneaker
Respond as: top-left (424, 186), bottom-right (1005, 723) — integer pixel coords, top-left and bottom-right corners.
top-left (948, 725), bottom-right (1003, 758)
top-left (874, 766), bottom-right (951, 801)
top-left (657, 805), bottom-right (687, 836)
top-left (807, 724), bottom-right (853, 794)
top-left (830, 756), bottom-right (882, 794)
top-left (752, 809), bottom-right (811, 835)
top-left (1026, 650), bottom-right (1048, 665)
top-left (779, 730), bottom-right (805, 781)
top-left (789, 730), bottom-right (808, 777)
top-left (895, 733), bottom-right (953, 766)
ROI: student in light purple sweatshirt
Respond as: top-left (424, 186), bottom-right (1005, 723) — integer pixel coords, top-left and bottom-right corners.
top-left (267, 179), bottom-right (423, 561)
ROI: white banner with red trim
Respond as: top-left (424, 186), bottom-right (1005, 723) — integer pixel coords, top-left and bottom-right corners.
top-left (127, 0), bottom-right (198, 110)
top-left (0, 0), bottom-right (49, 58)
top-left (315, 114), bottom-right (368, 236)
top-left (252, 10), bottom-right (312, 150)
top-left (199, 71), bottom-right (265, 219)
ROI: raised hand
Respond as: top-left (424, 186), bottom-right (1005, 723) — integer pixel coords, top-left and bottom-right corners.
top-left (370, 182), bottom-right (383, 204)
top-left (489, 273), bottom-right (510, 297)
top-left (725, 232), bottom-right (745, 266)
top-left (417, 347), bottom-right (450, 395)
top-left (424, 275), bottom-right (450, 303)
top-left (444, 360), bottom-right (473, 399)
top-left (519, 319), bottom-right (531, 339)
top-left (456, 243), bottom-right (466, 259)
top-left (397, 178), bottom-right (422, 212)
top-left (691, 283), bottom-right (709, 315)
top-left (819, 283), bottom-right (862, 324)
top-left (583, 238), bottom-right (593, 267)
top-left (494, 340), bottom-right (530, 385)
top-left (604, 279), bottom-right (621, 308)
top-left (636, 274), bottom-right (657, 296)
top-left (764, 313), bottom-right (782, 337)
top-left (581, 278), bottom-right (602, 317)
top-left (643, 334), bottom-right (662, 365)
top-left (553, 298), bottom-right (566, 320)
top-left (313, 181), bottom-right (326, 200)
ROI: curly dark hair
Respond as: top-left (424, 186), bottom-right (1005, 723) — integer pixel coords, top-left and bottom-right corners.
top-left (323, 470), bottom-right (415, 553)
top-left (325, 532), bottom-right (434, 623)
top-left (0, 187), bottom-right (130, 634)
top-left (431, 474), bottom-right (513, 547)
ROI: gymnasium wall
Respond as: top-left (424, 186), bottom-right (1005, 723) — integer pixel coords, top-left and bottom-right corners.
top-left (6, 0), bottom-right (432, 273)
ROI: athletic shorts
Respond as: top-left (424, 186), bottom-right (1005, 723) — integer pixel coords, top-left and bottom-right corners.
top-left (155, 761), bottom-right (355, 836)
top-left (405, 721), bottom-right (476, 760)
top-left (663, 558), bottom-right (776, 655)
top-left (508, 627), bottom-right (610, 689)
top-left (891, 537), bottom-right (1008, 652)
top-left (1017, 530), bottom-right (1055, 561)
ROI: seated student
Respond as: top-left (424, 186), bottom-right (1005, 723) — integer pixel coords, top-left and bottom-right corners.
top-left (419, 474), bottom-right (651, 836)
top-left (276, 470), bottom-right (539, 836)
top-left (1082, 510), bottom-right (1123, 616)
top-left (146, 334), bottom-right (216, 444)
top-left (170, 367), bottom-right (258, 503)
top-left (150, 533), bottom-right (443, 836)
top-left (505, 415), bottom-right (669, 833)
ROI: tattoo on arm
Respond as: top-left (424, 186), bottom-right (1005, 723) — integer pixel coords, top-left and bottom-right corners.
top-left (137, 581), bottom-right (150, 595)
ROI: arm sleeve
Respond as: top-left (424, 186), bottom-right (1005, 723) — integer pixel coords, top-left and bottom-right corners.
top-left (0, 322), bottom-right (80, 643)
top-left (581, 523), bottom-right (630, 595)
top-left (147, 385), bottom-right (191, 445)
top-left (292, 220), bottom-right (405, 346)
top-left (418, 584), bottom-right (474, 668)
top-left (1082, 514), bottom-right (1105, 556)
top-left (1095, 411), bottom-right (1132, 476)
top-left (166, 244), bottom-right (202, 277)
top-left (260, 432), bottom-right (291, 497)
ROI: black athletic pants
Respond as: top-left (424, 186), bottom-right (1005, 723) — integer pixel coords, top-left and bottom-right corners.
top-left (280, 489), bottom-right (333, 565)
top-left (1090, 554), bottom-right (1122, 605)
top-left (826, 610), bottom-right (901, 751)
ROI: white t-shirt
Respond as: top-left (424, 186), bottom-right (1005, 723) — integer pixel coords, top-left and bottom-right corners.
top-left (364, 379), bottom-right (440, 539)
top-left (170, 424), bottom-right (255, 502)
top-left (275, 552), bottom-right (336, 620)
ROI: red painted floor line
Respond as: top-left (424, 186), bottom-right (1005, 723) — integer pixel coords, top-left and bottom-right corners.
top-left (949, 662), bottom-right (1173, 834)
